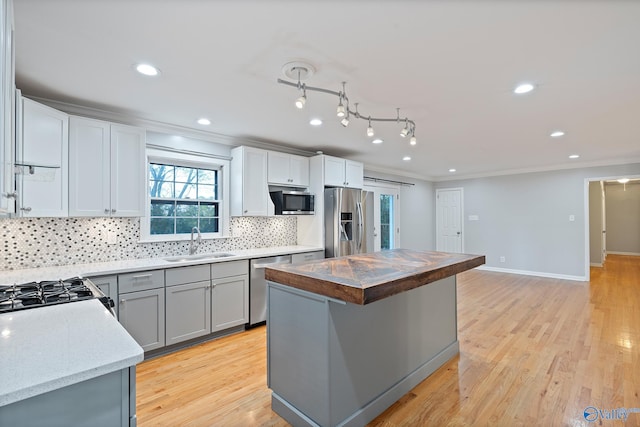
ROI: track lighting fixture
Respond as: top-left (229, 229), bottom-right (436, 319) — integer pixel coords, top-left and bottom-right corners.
top-left (278, 61), bottom-right (418, 147)
top-left (337, 100), bottom-right (346, 118)
top-left (366, 117), bottom-right (374, 137)
top-left (400, 119), bottom-right (410, 137)
top-left (295, 91), bottom-right (306, 109)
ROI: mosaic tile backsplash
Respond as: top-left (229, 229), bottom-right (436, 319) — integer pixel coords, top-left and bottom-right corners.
top-left (0, 216), bottom-right (297, 270)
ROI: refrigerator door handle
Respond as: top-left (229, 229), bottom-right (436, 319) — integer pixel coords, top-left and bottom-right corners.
top-left (356, 201), bottom-right (364, 252)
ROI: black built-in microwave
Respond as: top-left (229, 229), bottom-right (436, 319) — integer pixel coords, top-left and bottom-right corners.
top-left (269, 191), bottom-right (314, 215)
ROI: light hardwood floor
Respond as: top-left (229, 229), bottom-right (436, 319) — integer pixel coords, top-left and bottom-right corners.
top-left (136, 255), bottom-right (640, 426)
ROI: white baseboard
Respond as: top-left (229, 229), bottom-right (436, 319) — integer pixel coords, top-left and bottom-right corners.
top-left (590, 263), bottom-right (603, 267)
top-left (606, 251), bottom-right (640, 257)
top-left (476, 265), bottom-right (587, 282)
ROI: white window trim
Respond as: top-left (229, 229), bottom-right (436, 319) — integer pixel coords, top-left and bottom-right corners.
top-left (139, 148), bottom-right (231, 242)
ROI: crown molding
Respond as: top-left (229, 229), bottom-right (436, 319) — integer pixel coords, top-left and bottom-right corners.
top-left (433, 157), bottom-right (640, 182)
top-left (25, 96), bottom-right (317, 157)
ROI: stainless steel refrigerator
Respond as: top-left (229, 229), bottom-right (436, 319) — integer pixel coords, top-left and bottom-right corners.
top-left (325, 187), bottom-right (374, 258)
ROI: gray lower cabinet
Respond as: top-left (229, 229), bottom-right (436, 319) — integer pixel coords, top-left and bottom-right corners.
top-left (0, 368), bottom-right (136, 427)
top-left (212, 274), bottom-right (248, 332)
top-left (91, 274), bottom-right (118, 317)
top-left (166, 280), bottom-right (211, 345)
top-left (118, 270), bottom-right (166, 352)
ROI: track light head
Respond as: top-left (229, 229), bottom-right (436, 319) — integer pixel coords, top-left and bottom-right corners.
top-left (295, 94), bottom-right (306, 109)
top-left (409, 136), bottom-right (417, 145)
top-left (341, 117), bottom-right (350, 127)
top-left (400, 127), bottom-right (409, 138)
top-left (337, 102), bottom-right (345, 118)
top-left (366, 117), bottom-right (374, 137)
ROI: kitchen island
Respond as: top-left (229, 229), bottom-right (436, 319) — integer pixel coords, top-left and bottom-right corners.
top-left (265, 249), bottom-right (485, 427)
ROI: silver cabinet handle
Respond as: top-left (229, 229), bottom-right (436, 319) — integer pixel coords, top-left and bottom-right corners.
top-left (132, 273), bottom-right (153, 279)
top-left (111, 209), bottom-right (116, 214)
top-left (104, 208), bottom-right (110, 214)
top-left (120, 299), bottom-right (125, 304)
top-left (244, 210), bottom-right (248, 213)
top-left (20, 207), bottom-right (32, 212)
top-left (3, 192), bottom-right (17, 199)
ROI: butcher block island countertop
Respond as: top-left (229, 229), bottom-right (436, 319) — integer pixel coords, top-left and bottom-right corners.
top-left (264, 249), bottom-right (485, 305)
top-left (264, 249), bottom-right (485, 427)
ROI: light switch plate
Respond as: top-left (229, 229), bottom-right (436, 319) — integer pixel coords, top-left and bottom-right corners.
top-left (106, 231), bottom-right (118, 245)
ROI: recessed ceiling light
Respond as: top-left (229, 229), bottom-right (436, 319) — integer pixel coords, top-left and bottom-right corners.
top-left (309, 118), bottom-right (322, 126)
top-left (449, 168), bottom-right (456, 173)
top-left (372, 138), bottom-right (383, 144)
top-left (514, 83), bottom-right (534, 94)
top-left (550, 130), bottom-right (565, 138)
top-left (402, 156), bottom-right (411, 161)
top-left (569, 154), bottom-right (580, 159)
top-left (135, 63), bottom-right (160, 76)
top-left (197, 118), bottom-right (211, 126)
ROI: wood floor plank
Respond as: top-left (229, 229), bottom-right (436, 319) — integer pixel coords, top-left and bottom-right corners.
top-left (136, 255), bottom-right (640, 426)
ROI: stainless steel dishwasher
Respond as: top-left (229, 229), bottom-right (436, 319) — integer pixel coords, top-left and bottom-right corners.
top-left (249, 255), bottom-right (291, 326)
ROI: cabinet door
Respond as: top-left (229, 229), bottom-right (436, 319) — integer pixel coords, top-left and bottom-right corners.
top-left (211, 274), bottom-right (248, 332)
top-left (267, 151), bottom-right (291, 185)
top-left (166, 280), bottom-right (211, 345)
top-left (68, 117), bottom-right (110, 216)
top-left (289, 154), bottom-right (309, 187)
top-left (344, 160), bottom-right (364, 189)
top-left (242, 147), bottom-right (268, 215)
top-left (119, 288), bottom-right (165, 352)
top-left (0, 5), bottom-right (15, 215)
top-left (91, 275), bottom-right (118, 317)
top-left (323, 156), bottom-right (346, 187)
top-left (110, 124), bottom-right (146, 217)
top-left (18, 98), bottom-right (68, 217)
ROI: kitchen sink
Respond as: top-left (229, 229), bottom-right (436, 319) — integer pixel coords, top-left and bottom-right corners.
top-left (163, 253), bottom-right (236, 263)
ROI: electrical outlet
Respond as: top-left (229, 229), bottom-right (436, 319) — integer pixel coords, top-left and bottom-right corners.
top-left (499, 256), bottom-right (506, 263)
top-left (569, 215), bottom-right (575, 222)
top-left (106, 231), bottom-right (118, 245)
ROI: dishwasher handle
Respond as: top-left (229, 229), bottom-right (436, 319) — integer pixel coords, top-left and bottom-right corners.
top-left (253, 260), bottom-right (291, 269)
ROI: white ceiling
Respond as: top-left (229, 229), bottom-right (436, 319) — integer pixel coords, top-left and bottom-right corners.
top-left (12, 0), bottom-right (640, 180)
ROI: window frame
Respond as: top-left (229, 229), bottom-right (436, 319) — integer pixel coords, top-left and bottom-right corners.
top-left (140, 148), bottom-right (230, 242)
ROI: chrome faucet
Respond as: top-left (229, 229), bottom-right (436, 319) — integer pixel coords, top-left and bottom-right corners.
top-left (189, 226), bottom-right (202, 255)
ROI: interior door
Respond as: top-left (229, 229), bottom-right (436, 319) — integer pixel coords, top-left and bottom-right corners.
top-left (436, 188), bottom-right (463, 253)
top-left (363, 184), bottom-right (400, 252)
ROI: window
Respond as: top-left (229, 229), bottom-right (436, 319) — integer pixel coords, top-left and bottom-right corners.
top-left (149, 163), bottom-right (220, 235)
top-left (142, 147), bottom-right (230, 242)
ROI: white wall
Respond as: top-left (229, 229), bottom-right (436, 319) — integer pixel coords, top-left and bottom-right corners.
top-left (605, 181), bottom-right (640, 255)
top-left (434, 163), bottom-right (640, 279)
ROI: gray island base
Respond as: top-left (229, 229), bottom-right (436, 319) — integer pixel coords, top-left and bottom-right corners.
top-left (265, 249), bottom-right (485, 427)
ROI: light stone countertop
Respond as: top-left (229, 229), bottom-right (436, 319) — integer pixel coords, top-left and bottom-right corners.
top-left (0, 244), bottom-right (322, 406)
top-left (0, 299), bottom-right (144, 407)
top-left (0, 245), bottom-right (324, 284)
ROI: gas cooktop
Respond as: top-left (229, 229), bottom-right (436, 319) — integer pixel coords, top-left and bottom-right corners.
top-left (0, 277), bottom-right (110, 314)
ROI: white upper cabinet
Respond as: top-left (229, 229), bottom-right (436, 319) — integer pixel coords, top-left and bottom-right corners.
top-left (0, 0), bottom-right (15, 215)
top-left (16, 97), bottom-right (69, 217)
top-left (267, 151), bottom-right (309, 187)
top-left (69, 116), bottom-right (145, 217)
top-left (230, 146), bottom-right (268, 216)
top-left (320, 155), bottom-right (364, 189)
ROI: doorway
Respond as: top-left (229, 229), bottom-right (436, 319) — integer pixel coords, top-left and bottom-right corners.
top-left (436, 188), bottom-right (464, 253)
top-left (363, 184), bottom-right (400, 252)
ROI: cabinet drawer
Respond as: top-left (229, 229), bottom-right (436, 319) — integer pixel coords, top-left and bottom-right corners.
top-left (118, 270), bottom-right (165, 293)
top-left (166, 264), bottom-right (210, 287)
top-left (212, 260), bottom-right (248, 279)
